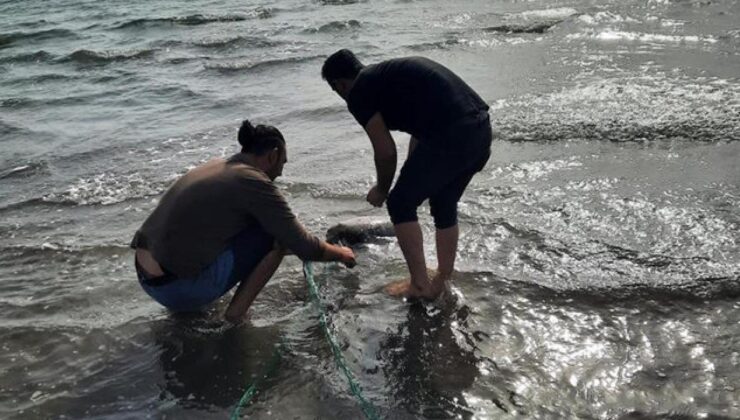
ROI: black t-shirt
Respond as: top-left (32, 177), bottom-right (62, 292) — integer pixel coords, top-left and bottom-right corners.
top-left (347, 57), bottom-right (489, 144)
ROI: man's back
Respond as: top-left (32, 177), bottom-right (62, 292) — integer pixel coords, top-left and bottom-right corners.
top-left (131, 155), bottom-right (322, 277)
top-left (347, 56), bottom-right (489, 141)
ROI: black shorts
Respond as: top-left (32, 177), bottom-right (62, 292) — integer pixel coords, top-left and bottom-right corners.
top-left (386, 114), bottom-right (492, 229)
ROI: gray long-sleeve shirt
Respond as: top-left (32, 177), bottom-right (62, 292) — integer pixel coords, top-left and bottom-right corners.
top-left (130, 153), bottom-right (323, 277)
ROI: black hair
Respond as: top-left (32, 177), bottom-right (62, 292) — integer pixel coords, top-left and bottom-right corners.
top-left (238, 120), bottom-right (285, 155)
top-left (321, 49), bottom-right (364, 81)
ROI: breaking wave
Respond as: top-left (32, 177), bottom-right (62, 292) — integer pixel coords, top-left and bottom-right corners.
top-left (112, 13), bottom-right (255, 29)
top-left (0, 28), bottom-right (77, 49)
top-left (493, 76), bottom-right (740, 143)
top-left (484, 21), bottom-right (562, 34)
top-left (40, 172), bottom-right (172, 207)
top-left (58, 49), bottom-right (156, 66)
top-left (302, 20), bottom-right (362, 34)
top-left (204, 54), bottom-right (323, 74)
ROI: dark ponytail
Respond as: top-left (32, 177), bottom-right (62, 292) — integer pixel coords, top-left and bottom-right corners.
top-left (238, 119), bottom-right (285, 155)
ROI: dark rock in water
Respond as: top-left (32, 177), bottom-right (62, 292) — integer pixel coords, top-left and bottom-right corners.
top-left (484, 20), bottom-right (562, 34)
top-left (326, 216), bottom-right (395, 245)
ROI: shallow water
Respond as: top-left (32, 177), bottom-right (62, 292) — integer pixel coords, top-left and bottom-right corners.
top-left (1, 0), bottom-right (739, 418)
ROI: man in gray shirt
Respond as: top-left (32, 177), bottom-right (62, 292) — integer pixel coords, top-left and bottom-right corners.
top-left (131, 120), bottom-right (355, 322)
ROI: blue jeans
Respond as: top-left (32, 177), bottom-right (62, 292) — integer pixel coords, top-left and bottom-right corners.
top-left (137, 225), bottom-right (273, 312)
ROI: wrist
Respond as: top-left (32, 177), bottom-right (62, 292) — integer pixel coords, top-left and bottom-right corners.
top-left (374, 184), bottom-right (389, 196)
top-left (321, 242), bottom-right (341, 262)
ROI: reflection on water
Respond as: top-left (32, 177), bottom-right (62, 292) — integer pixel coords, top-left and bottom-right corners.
top-left (379, 301), bottom-right (480, 419)
top-left (152, 313), bottom-right (283, 411)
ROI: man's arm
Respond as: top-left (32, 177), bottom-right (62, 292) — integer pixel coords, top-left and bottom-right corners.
top-left (318, 241), bottom-right (356, 267)
top-left (364, 113), bottom-right (397, 195)
top-left (408, 136), bottom-right (418, 159)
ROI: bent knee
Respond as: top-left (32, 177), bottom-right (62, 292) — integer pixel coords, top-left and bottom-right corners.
top-left (387, 190), bottom-right (419, 225)
top-left (430, 201), bottom-right (458, 230)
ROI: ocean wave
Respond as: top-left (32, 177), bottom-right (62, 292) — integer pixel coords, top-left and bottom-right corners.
top-left (58, 49), bottom-right (156, 66)
top-left (0, 50), bottom-right (55, 64)
top-left (405, 38), bottom-right (460, 51)
top-left (1, 91), bottom-right (117, 109)
top-left (282, 178), bottom-right (372, 199)
top-left (0, 119), bottom-right (27, 136)
top-left (318, 0), bottom-right (364, 5)
top-left (725, 29), bottom-right (740, 39)
top-left (466, 172), bottom-right (739, 292)
top-left (14, 73), bottom-right (76, 84)
top-left (15, 19), bottom-right (50, 29)
top-left (567, 30), bottom-right (718, 44)
top-left (494, 77), bottom-right (740, 143)
top-left (545, 273), bottom-right (740, 303)
top-left (41, 172), bottom-right (170, 207)
top-left (507, 7), bottom-right (579, 21)
top-left (279, 104), bottom-right (347, 120)
top-left (457, 36), bottom-right (536, 48)
top-left (577, 12), bottom-right (640, 26)
top-left (0, 243), bottom-right (131, 260)
top-left (499, 119), bottom-right (740, 143)
top-left (1, 72), bottom-right (78, 89)
top-left (195, 35), bottom-right (282, 49)
top-left (161, 56), bottom-right (203, 65)
top-left (465, 211), bottom-right (738, 294)
top-left (490, 158), bottom-right (583, 181)
top-left (158, 35), bottom-right (284, 50)
top-left (112, 13), bottom-right (256, 30)
top-left (1, 97), bottom-right (34, 108)
top-left (302, 20), bottom-right (361, 34)
top-left (0, 28), bottom-right (77, 49)
top-left (0, 198), bottom-right (62, 214)
top-left (0, 161), bottom-right (48, 181)
top-left (484, 21), bottom-right (561, 34)
top-left (204, 54), bottom-right (323, 74)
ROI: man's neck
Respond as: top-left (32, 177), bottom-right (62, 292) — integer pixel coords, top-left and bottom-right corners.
top-left (240, 153), bottom-right (270, 174)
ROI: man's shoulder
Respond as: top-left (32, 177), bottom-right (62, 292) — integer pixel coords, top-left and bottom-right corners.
top-left (224, 156), bottom-right (272, 183)
top-left (368, 56), bottom-right (451, 82)
top-left (233, 165), bottom-right (271, 184)
top-left (384, 56), bottom-right (439, 68)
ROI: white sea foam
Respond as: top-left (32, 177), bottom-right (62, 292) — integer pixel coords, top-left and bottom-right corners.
top-left (567, 30), bottom-right (717, 44)
top-left (43, 172), bottom-right (174, 206)
top-left (458, 36), bottom-right (542, 48)
top-left (577, 12), bottom-right (639, 25)
top-left (491, 158), bottom-right (583, 181)
top-left (660, 19), bottom-right (685, 28)
top-left (511, 7), bottom-right (579, 20)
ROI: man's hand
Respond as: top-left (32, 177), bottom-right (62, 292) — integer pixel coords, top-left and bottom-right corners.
top-left (224, 308), bottom-right (247, 325)
top-left (366, 185), bottom-right (387, 208)
top-left (337, 246), bottom-right (357, 268)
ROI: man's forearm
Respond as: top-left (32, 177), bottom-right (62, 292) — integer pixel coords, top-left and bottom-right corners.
top-left (374, 153), bottom-right (397, 194)
top-left (408, 136), bottom-right (418, 159)
top-left (363, 113), bottom-right (397, 195)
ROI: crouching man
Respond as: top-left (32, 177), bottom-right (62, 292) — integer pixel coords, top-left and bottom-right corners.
top-left (131, 120), bottom-right (355, 322)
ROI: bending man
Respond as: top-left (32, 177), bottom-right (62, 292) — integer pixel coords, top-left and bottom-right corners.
top-left (322, 49), bottom-right (491, 299)
top-left (131, 120), bottom-right (355, 322)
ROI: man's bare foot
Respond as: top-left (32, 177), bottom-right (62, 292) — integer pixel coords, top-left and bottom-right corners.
top-left (429, 270), bottom-right (452, 297)
top-left (383, 279), bottom-right (422, 298)
top-left (384, 269), bottom-right (440, 299)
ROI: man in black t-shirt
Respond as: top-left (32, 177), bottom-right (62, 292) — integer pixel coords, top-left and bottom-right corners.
top-left (322, 49), bottom-right (492, 299)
